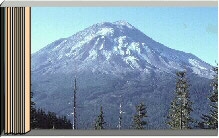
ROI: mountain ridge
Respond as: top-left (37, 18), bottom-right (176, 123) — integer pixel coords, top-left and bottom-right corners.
top-left (31, 21), bottom-right (213, 129)
top-left (32, 20), bottom-right (213, 78)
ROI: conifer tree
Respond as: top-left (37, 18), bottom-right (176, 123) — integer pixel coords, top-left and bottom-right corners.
top-left (167, 71), bottom-right (193, 129)
top-left (132, 102), bottom-right (147, 129)
top-left (94, 106), bottom-right (106, 130)
top-left (200, 66), bottom-right (218, 129)
top-left (30, 91), bottom-right (38, 129)
top-left (30, 90), bottom-right (72, 129)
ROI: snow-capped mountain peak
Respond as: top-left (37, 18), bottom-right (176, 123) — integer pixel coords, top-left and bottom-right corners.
top-left (113, 20), bottom-right (134, 29)
top-left (32, 21), bottom-right (213, 79)
top-left (32, 21), bottom-right (214, 129)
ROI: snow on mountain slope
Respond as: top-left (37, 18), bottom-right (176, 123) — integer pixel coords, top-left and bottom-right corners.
top-left (32, 20), bottom-right (213, 78)
top-left (31, 21), bottom-right (214, 129)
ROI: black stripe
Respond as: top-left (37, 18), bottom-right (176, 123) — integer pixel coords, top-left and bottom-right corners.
top-left (18, 8), bottom-right (20, 133)
top-left (23, 8), bottom-right (25, 132)
top-left (6, 7), bottom-right (8, 134)
top-left (22, 7), bottom-right (25, 133)
top-left (21, 7), bottom-right (23, 133)
top-left (18, 7), bottom-right (20, 133)
top-left (20, 8), bottom-right (22, 132)
top-left (20, 7), bottom-right (22, 134)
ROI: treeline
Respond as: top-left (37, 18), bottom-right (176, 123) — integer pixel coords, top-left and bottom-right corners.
top-left (31, 66), bottom-right (218, 130)
top-left (31, 92), bottom-right (72, 129)
top-left (93, 66), bottom-right (218, 130)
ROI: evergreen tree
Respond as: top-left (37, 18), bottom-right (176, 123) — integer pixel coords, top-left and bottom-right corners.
top-left (167, 71), bottom-right (193, 129)
top-left (30, 90), bottom-right (72, 129)
top-left (132, 102), bottom-right (147, 129)
top-left (200, 66), bottom-right (218, 129)
top-left (47, 111), bottom-right (56, 128)
top-left (30, 91), bottom-right (38, 129)
top-left (94, 106), bottom-right (106, 130)
top-left (39, 108), bottom-right (47, 129)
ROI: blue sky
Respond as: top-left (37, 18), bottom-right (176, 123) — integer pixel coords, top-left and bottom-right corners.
top-left (32, 7), bottom-right (218, 65)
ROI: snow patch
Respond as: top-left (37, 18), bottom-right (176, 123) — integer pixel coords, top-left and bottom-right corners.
top-left (118, 36), bottom-right (127, 44)
top-left (84, 34), bottom-right (95, 41)
top-left (89, 50), bottom-right (98, 60)
top-left (102, 50), bottom-right (111, 60)
top-left (124, 56), bottom-right (140, 69)
top-left (189, 59), bottom-right (207, 70)
top-left (94, 38), bottom-right (100, 46)
top-left (52, 40), bottom-right (67, 51)
top-left (114, 20), bottom-right (134, 29)
top-left (116, 36), bottom-right (129, 56)
top-left (97, 28), bottom-right (114, 36)
top-left (99, 43), bottom-right (104, 50)
top-left (191, 66), bottom-right (201, 74)
top-left (130, 42), bottom-right (140, 53)
top-left (65, 53), bottom-right (71, 57)
top-left (113, 46), bottom-right (118, 52)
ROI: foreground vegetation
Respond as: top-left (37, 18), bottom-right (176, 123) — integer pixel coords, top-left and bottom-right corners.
top-left (31, 66), bottom-right (218, 130)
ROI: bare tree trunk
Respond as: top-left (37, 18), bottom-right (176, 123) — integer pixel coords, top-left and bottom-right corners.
top-left (73, 77), bottom-right (77, 130)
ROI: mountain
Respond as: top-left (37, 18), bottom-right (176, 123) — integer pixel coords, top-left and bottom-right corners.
top-left (31, 20), bottom-right (213, 129)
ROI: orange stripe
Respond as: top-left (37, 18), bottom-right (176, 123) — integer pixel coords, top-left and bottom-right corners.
top-left (25, 7), bottom-right (31, 133)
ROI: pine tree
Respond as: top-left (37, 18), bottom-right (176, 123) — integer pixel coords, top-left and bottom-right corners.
top-left (47, 111), bottom-right (57, 129)
top-left (37, 108), bottom-right (47, 128)
top-left (132, 102), bottom-right (148, 129)
top-left (167, 71), bottom-right (193, 129)
top-left (30, 89), bottom-right (73, 129)
top-left (94, 106), bottom-right (106, 130)
top-left (30, 91), bottom-right (38, 129)
top-left (200, 66), bottom-right (218, 129)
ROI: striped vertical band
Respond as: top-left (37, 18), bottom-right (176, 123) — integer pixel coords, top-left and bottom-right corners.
top-left (5, 7), bottom-right (31, 135)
